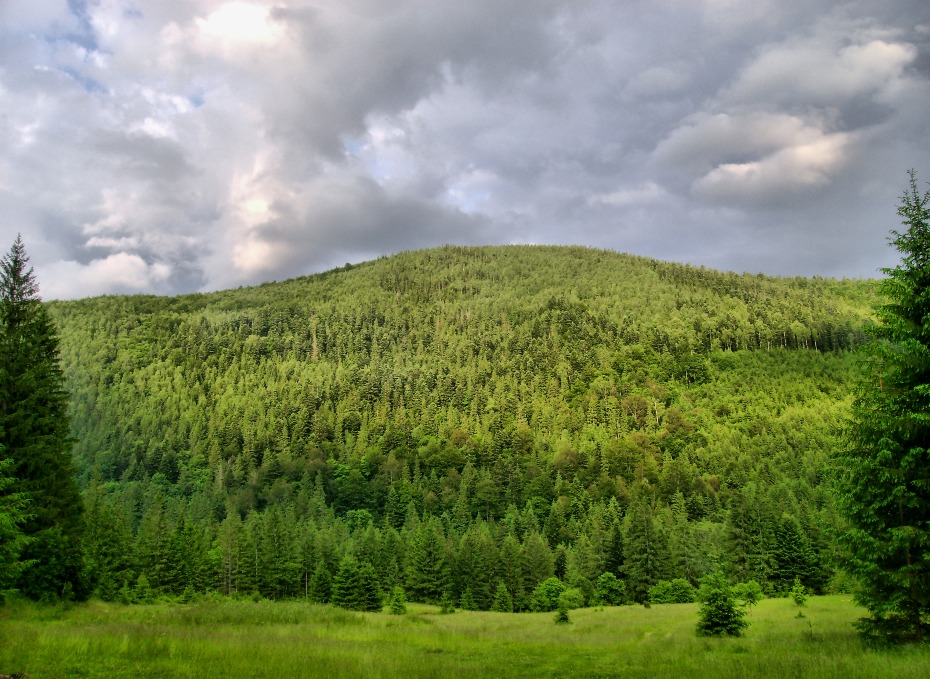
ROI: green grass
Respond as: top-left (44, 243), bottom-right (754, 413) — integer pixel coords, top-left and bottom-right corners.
top-left (2, 595), bottom-right (929, 678)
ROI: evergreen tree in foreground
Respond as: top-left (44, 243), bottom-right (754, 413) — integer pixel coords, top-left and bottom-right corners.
top-left (0, 237), bottom-right (85, 599)
top-left (696, 571), bottom-right (748, 637)
top-left (0, 454), bottom-right (32, 600)
top-left (837, 172), bottom-right (930, 643)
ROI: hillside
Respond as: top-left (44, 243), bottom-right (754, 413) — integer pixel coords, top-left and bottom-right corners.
top-left (47, 245), bottom-right (878, 605)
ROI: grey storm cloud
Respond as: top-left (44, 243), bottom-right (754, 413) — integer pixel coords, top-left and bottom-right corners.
top-left (1, 0), bottom-right (929, 299)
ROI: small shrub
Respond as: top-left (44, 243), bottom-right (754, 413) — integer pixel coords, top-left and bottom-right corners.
top-left (733, 580), bottom-right (764, 608)
top-left (389, 586), bottom-right (407, 615)
top-left (554, 602), bottom-right (571, 624)
top-left (558, 587), bottom-right (585, 610)
top-left (649, 579), bottom-right (696, 604)
top-left (791, 577), bottom-right (808, 607)
top-left (791, 577), bottom-right (808, 617)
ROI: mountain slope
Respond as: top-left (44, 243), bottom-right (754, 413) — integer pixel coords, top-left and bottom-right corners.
top-left (46, 245), bottom-right (877, 601)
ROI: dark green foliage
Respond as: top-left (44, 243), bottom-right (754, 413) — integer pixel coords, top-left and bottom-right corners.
top-left (308, 562), bottom-right (333, 604)
top-left (530, 577), bottom-right (566, 612)
top-left (0, 455), bottom-right (32, 600)
top-left (696, 571), bottom-right (748, 637)
top-left (554, 601), bottom-right (571, 624)
top-left (459, 586), bottom-right (477, 611)
top-left (623, 499), bottom-right (669, 603)
top-left (0, 237), bottom-right (85, 600)
top-left (83, 483), bottom-right (134, 601)
top-left (649, 578), bottom-right (696, 604)
top-left (837, 172), bottom-right (930, 642)
top-left (772, 514), bottom-right (819, 594)
top-left (405, 518), bottom-right (451, 604)
top-left (332, 555), bottom-right (381, 612)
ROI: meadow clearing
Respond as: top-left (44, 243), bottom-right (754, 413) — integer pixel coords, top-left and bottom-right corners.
top-left (2, 595), bottom-right (930, 678)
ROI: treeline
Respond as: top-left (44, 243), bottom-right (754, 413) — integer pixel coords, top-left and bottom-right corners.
top-left (84, 471), bottom-right (829, 610)
top-left (46, 246), bottom-right (874, 605)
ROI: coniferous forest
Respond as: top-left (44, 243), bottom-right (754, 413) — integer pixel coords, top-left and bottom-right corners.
top-left (20, 244), bottom-right (877, 612)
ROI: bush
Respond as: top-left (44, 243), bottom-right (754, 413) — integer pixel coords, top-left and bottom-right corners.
top-left (649, 579), bottom-right (695, 604)
top-left (530, 577), bottom-right (566, 612)
top-left (558, 587), bottom-right (585, 610)
top-left (594, 572), bottom-right (626, 606)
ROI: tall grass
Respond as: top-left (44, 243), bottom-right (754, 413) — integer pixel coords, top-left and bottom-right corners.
top-left (2, 595), bottom-right (929, 678)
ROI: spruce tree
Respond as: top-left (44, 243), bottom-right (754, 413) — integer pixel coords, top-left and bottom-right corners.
top-left (405, 517), bottom-right (451, 603)
top-left (491, 580), bottom-right (513, 612)
top-left (309, 561), bottom-right (333, 603)
top-left (0, 236), bottom-right (85, 599)
top-left (837, 172), bottom-right (930, 642)
top-left (0, 455), bottom-right (32, 600)
top-left (696, 571), bottom-right (748, 637)
top-left (332, 554), bottom-right (363, 610)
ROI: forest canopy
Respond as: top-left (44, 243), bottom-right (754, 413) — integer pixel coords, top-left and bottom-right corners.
top-left (44, 245), bottom-right (876, 606)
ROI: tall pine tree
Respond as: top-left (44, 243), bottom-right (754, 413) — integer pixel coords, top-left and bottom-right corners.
top-left (837, 171), bottom-right (930, 642)
top-left (0, 237), bottom-right (85, 599)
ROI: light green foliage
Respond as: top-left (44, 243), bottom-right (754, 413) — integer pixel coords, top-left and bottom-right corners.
top-left (530, 577), bottom-right (566, 612)
top-left (5, 596), bottom-right (930, 678)
top-left (733, 580), bottom-right (764, 608)
top-left (491, 581), bottom-right (513, 613)
top-left (836, 172), bottom-right (930, 643)
top-left (791, 577), bottom-right (808, 608)
top-left (558, 587), bottom-right (585, 610)
top-left (388, 586), bottom-right (407, 615)
top-left (35, 245), bottom-right (877, 606)
top-left (649, 578), bottom-right (696, 604)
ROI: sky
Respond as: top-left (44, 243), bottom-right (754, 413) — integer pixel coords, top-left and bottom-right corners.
top-left (1, 1), bottom-right (929, 300)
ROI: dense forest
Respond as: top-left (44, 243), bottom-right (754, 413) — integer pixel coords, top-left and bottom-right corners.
top-left (46, 245), bottom-right (878, 609)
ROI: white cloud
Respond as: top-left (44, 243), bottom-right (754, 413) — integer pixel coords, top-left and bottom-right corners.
top-left (727, 36), bottom-right (917, 106)
top-left (692, 132), bottom-right (851, 205)
top-left (40, 253), bottom-right (172, 300)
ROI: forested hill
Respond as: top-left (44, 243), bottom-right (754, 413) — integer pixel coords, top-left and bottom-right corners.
top-left (47, 245), bottom-right (878, 605)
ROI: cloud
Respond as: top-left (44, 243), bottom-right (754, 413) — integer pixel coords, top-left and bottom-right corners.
top-left (40, 252), bottom-right (172, 300)
top-left (1, 0), bottom-right (930, 298)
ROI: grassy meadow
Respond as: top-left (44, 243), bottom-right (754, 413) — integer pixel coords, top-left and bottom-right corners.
top-left (2, 595), bottom-right (930, 678)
